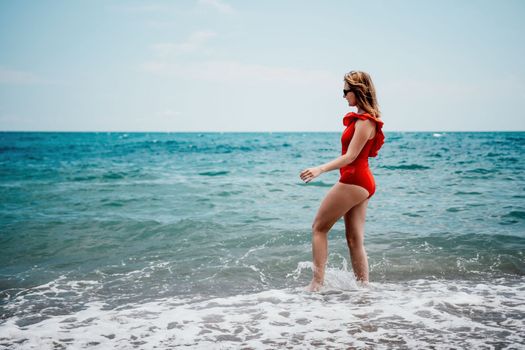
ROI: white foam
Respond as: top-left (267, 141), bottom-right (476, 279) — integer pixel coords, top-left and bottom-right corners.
top-left (2, 277), bottom-right (524, 349)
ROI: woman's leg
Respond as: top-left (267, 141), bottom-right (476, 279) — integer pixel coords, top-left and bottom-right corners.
top-left (308, 182), bottom-right (369, 291)
top-left (344, 198), bottom-right (370, 284)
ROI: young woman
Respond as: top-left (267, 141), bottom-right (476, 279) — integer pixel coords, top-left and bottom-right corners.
top-left (299, 70), bottom-right (385, 292)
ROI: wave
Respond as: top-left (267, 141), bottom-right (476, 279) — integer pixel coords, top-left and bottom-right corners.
top-left (1, 277), bottom-right (523, 349)
top-left (501, 211), bottom-right (525, 221)
top-left (381, 164), bottom-right (431, 170)
top-left (302, 181), bottom-right (332, 187)
top-left (454, 191), bottom-right (482, 195)
top-left (198, 170), bottom-right (230, 176)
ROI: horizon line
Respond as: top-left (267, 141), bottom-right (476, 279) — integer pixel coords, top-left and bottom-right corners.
top-left (0, 130), bottom-right (524, 133)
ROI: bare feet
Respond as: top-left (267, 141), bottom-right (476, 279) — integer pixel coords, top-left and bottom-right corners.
top-left (356, 279), bottom-right (370, 288)
top-left (305, 279), bottom-right (324, 292)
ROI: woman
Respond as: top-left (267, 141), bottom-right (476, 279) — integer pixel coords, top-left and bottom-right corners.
top-left (299, 70), bottom-right (385, 292)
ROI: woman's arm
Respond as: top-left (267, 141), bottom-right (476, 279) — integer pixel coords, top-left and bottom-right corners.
top-left (320, 119), bottom-right (375, 173)
top-left (300, 119), bottom-right (375, 183)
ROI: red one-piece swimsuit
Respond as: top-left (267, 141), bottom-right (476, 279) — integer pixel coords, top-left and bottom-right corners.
top-left (339, 111), bottom-right (385, 199)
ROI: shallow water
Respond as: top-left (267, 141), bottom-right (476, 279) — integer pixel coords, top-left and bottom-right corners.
top-left (1, 131), bottom-right (524, 349)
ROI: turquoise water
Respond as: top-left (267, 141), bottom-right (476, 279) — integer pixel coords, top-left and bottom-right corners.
top-left (1, 131), bottom-right (524, 349)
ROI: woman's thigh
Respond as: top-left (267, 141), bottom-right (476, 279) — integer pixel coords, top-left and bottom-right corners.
top-left (344, 198), bottom-right (368, 245)
top-left (313, 182), bottom-right (369, 233)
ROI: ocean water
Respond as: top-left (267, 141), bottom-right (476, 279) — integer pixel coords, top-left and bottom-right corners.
top-left (0, 131), bottom-right (524, 349)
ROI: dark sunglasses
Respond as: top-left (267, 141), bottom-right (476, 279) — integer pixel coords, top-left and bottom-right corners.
top-left (344, 70), bottom-right (358, 96)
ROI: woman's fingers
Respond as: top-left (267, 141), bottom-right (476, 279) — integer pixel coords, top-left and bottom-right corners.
top-left (301, 173), bottom-right (311, 182)
top-left (300, 168), bottom-right (314, 183)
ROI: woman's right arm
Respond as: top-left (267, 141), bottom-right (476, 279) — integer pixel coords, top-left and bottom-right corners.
top-left (299, 119), bottom-right (375, 183)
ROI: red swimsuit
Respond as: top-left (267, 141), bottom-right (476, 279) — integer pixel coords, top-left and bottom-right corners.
top-left (339, 112), bottom-right (385, 199)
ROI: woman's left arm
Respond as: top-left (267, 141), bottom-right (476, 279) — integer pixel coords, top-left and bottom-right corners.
top-left (300, 119), bottom-right (375, 183)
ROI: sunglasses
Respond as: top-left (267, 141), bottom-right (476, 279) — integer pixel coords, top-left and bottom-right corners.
top-left (343, 71), bottom-right (358, 96)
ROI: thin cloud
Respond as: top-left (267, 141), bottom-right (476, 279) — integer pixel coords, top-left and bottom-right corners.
top-left (151, 31), bottom-right (217, 58)
top-left (198, 0), bottom-right (235, 14)
top-left (0, 67), bottom-right (49, 85)
top-left (142, 30), bottom-right (336, 86)
top-left (144, 20), bottom-right (178, 29)
top-left (142, 59), bottom-right (336, 86)
top-left (109, 3), bottom-right (176, 13)
top-left (160, 109), bottom-right (181, 118)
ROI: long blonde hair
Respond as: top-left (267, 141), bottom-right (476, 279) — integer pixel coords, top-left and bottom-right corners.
top-left (344, 71), bottom-right (381, 118)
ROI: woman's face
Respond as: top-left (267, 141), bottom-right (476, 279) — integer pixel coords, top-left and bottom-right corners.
top-left (343, 82), bottom-right (357, 107)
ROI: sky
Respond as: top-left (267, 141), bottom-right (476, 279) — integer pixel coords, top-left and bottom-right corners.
top-left (0, 0), bottom-right (524, 132)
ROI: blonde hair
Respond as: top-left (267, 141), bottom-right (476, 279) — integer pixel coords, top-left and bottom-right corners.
top-left (344, 71), bottom-right (381, 118)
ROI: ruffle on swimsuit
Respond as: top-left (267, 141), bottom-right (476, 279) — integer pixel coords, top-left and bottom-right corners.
top-left (342, 112), bottom-right (385, 157)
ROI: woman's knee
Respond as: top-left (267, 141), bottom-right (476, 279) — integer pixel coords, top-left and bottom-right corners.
top-left (346, 229), bottom-right (365, 248)
top-left (312, 218), bottom-right (332, 234)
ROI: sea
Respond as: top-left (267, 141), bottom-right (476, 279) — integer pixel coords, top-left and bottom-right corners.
top-left (0, 131), bottom-right (524, 349)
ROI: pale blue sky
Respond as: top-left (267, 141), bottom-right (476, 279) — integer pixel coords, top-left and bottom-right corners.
top-left (1, 0), bottom-right (524, 131)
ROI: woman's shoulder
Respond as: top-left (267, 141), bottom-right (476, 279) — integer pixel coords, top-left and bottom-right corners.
top-left (344, 112), bottom-right (384, 127)
top-left (344, 111), bottom-right (385, 156)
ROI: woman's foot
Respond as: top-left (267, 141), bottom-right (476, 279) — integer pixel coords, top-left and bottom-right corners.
top-left (356, 279), bottom-right (370, 288)
top-left (305, 279), bottom-right (324, 292)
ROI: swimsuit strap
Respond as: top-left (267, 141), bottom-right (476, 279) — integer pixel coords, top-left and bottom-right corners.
top-left (342, 112), bottom-right (385, 157)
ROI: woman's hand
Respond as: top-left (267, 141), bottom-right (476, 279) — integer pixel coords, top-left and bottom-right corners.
top-left (300, 166), bottom-right (323, 183)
